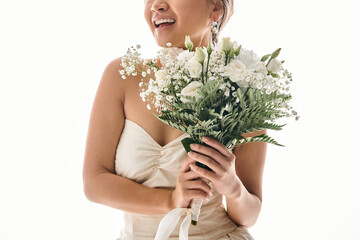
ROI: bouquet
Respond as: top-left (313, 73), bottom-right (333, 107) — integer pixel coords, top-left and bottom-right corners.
top-left (118, 35), bottom-right (299, 227)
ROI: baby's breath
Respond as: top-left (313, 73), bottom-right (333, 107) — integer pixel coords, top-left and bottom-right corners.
top-left (118, 37), bottom-right (299, 125)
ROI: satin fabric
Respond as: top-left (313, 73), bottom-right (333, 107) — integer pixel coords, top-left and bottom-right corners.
top-left (115, 119), bottom-right (255, 240)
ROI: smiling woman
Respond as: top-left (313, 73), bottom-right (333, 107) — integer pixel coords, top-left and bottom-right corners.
top-left (82, 0), bottom-right (262, 239)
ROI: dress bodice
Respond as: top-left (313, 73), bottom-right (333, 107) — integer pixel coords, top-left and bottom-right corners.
top-left (114, 119), bottom-right (254, 240)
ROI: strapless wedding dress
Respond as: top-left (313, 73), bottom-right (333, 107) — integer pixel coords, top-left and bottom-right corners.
top-left (114, 119), bottom-right (255, 240)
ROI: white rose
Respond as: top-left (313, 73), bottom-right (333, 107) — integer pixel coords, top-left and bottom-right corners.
top-left (222, 59), bottom-right (247, 82)
top-left (267, 58), bottom-right (282, 73)
top-left (186, 57), bottom-right (203, 78)
top-left (178, 81), bottom-right (203, 103)
top-left (177, 50), bottom-right (194, 62)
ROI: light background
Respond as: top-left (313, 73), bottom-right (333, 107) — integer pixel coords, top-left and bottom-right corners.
top-left (0, 0), bottom-right (359, 239)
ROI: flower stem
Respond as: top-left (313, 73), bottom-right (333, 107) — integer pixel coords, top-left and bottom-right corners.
top-left (201, 63), bottom-right (204, 85)
top-left (205, 53), bottom-right (211, 83)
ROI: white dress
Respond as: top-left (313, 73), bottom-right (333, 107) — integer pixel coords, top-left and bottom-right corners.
top-left (114, 119), bottom-right (255, 240)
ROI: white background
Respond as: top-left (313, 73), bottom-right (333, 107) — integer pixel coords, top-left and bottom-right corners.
top-left (1, 0), bottom-right (359, 239)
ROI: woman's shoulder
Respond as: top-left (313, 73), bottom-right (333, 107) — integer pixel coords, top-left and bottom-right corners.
top-left (99, 56), bottom-right (130, 103)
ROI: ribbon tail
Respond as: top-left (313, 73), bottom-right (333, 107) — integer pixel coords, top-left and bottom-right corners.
top-left (179, 211), bottom-right (191, 240)
top-left (154, 208), bottom-right (186, 240)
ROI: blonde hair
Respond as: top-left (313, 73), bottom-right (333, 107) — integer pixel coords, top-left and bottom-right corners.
top-left (210, 0), bottom-right (235, 44)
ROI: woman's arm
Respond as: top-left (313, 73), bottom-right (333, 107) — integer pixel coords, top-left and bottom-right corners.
top-left (82, 57), bottom-right (173, 215)
top-left (226, 130), bottom-right (267, 228)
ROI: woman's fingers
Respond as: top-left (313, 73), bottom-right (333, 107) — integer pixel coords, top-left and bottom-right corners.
top-left (186, 189), bottom-right (209, 202)
top-left (179, 156), bottom-right (197, 173)
top-left (183, 169), bottom-right (202, 180)
top-left (184, 179), bottom-right (212, 197)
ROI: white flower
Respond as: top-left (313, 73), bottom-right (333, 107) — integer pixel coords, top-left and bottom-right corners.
top-left (236, 49), bottom-right (260, 69)
top-left (256, 82), bottom-right (263, 89)
top-left (179, 81), bottom-right (203, 103)
top-left (221, 37), bottom-right (233, 54)
top-left (195, 47), bottom-right (206, 64)
top-left (155, 69), bottom-right (166, 82)
top-left (177, 50), bottom-right (194, 62)
top-left (267, 58), bottom-right (283, 73)
top-left (186, 57), bottom-right (203, 78)
top-left (225, 59), bottom-right (246, 77)
top-left (185, 35), bottom-right (194, 51)
top-left (222, 59), bottom-right (248, 88)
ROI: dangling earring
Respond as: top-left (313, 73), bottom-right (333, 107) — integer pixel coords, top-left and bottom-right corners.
top-left (211, 20), bottom-right (218, 34)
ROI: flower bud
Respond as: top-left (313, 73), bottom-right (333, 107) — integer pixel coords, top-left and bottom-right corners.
top-left (207, 41), bottom-right (213, 55)
top-left (261, 54), bottom-right (271, 62)
top-left (229, 47), bottom-right (234, 59)
top-left (271, 48), bottom-right (281, 59)
top-left (234, 45), bottom-right (241, 56)
top-left (185, 35), bottom-right (194, 51)
top-left (221, 37), bottom-right (233, 55)
top-left (195, 47), bottom-right (206, 64)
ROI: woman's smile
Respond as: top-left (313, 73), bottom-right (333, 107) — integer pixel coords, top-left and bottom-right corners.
top-left (155, 21), bottom-right (176, 32)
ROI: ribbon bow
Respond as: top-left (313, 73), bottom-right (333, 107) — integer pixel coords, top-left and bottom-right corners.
top-left (154, 207), bottom-right (194, 240)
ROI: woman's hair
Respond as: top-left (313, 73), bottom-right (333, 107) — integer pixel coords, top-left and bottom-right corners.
top-left (211, 0), bottom-right (235, 44)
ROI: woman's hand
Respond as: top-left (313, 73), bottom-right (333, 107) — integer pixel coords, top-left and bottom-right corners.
top-left (187, 136), bottom-right (242, 199)
top-left (170, 155), bottom-right (213, 209)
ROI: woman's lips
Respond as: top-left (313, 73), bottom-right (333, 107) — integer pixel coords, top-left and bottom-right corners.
top-left (155, 22), bottom-right (175, 31)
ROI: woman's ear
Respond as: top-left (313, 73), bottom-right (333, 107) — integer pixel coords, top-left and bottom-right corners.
top-left (210, 0), bottom-right (224, 22)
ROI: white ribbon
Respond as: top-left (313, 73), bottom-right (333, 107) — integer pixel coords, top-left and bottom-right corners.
top-left (154, 207), bottom-right (193, 240)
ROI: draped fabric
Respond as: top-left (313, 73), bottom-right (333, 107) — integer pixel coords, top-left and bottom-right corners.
top-left (115, 119), bottom-right (254, 240)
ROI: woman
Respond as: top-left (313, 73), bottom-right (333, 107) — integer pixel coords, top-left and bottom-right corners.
top-left (83, 0), bottom-right (267, 239)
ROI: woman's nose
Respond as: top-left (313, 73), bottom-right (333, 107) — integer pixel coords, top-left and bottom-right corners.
top-left (151, 0), bottom-right (168, 12)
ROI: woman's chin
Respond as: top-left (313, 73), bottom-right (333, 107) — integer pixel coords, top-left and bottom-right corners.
top-left (155, 38), bottom-right (174, 47)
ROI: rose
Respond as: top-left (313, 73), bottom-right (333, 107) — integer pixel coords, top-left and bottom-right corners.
top-left (178, 81), bottom-right (203, 103)
top-left (267, 58), bottom-right (283, 73)
top-left (186, 57), bottom-right (203, 79)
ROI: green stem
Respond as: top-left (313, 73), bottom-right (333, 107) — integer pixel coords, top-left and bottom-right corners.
top-left (265, 57), bottom-right (273, 68)
top-left (201, 63), bottom-right (204, 85)
top-left (205, 53), bottom-right (210, 83)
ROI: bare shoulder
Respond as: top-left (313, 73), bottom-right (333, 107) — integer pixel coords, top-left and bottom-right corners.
top-left (98, 56), bottom-right (128, 103)
top-left (83, 56), bottom-right (128, 192)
